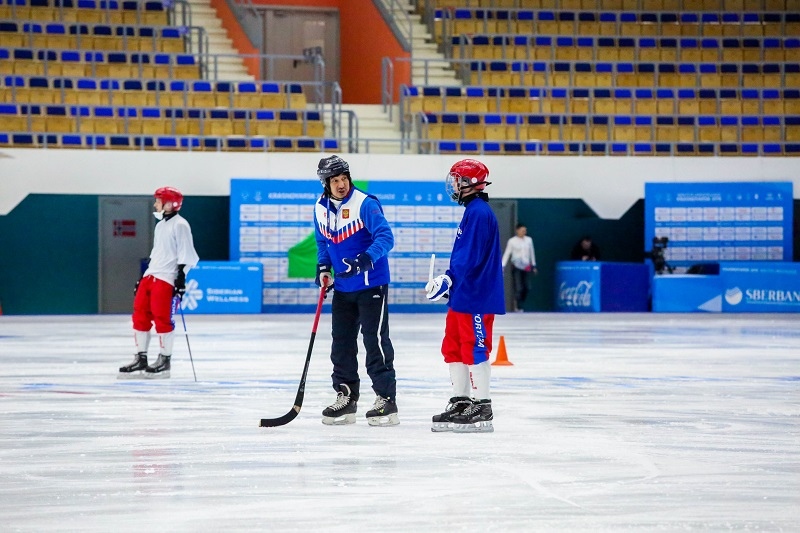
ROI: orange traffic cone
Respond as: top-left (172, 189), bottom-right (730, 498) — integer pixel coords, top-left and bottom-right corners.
top-left (492, 335), bottom-right (513, 366)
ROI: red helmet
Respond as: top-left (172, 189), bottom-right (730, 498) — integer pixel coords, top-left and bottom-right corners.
top-left (154, 186), bottom-right (183, 211)
top-left (446, 159), bottom-right (491, 202)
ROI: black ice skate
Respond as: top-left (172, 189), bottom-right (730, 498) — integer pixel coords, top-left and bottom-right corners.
top-left (322, 384), bottom-right (358, 425)
top-left (365, 396), bottom-right (399, 427)
top-left (431, 396), bottom-right (472, 432)
top-left (144, 354), bottom-right (171, 379)
top-left (118, 353), bottom-right (148, 379)
top-left (452, 399), bottom-right (493, 433)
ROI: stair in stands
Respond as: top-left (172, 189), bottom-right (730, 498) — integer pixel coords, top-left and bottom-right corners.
top-left (340, 104), bottom-right (403, 155)
top-left (377, 0), bottom-right (457, 87)
top-left (185, 0), bottom-right (253, 81)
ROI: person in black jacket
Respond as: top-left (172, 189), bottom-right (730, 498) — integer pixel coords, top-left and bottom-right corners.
top-left (570, 235), bottom-right (601, 261)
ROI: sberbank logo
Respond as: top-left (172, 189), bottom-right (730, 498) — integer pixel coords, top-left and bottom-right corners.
top-left (180, 279), bottom-right (204, 310)
top-left (724, 287), bottom-right (743, 305)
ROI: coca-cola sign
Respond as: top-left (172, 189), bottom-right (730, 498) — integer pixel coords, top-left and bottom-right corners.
top-left (558, 281), bottom-right (594, 308)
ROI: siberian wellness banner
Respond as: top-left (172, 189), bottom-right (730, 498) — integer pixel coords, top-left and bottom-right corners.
top-left (644, 182), bottom-right (793, 270)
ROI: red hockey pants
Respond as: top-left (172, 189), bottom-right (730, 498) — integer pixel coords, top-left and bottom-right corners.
top-left (132, 275), bottom-right (175, 334)
top-left (441, 308), bottom-right (495, 365)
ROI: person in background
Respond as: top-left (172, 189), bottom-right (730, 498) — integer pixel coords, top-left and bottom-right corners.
top-left (119, 186), bottom-right (199, 379)
top-left (502, 223), bottom-right (537, 312)
top-left (425, 159), bottom-right (505, 433)
top-left (314, 155), bottom-right (399, 427)
top-left (571, 235), bottom-right (601, 262)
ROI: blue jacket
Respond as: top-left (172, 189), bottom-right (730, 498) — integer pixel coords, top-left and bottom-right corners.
top-left (314, 186), bottom-right (394, 293)
top-left (447, 194), bottom-right (506, 315)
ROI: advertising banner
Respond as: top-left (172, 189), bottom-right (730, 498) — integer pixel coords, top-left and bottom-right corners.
top-left (230, 179), bottom-right (463, 313)
top-left (652, 262), bottom-right (800, 313)
top-left (555, 262), bottom-right (650, 312)
top-left (720, 262), bottom-right (800, 313)
top-left (644, 182), bottom-right (793, 271)
top-left (555, 262), bottom-right (602, 312)
top-left (181, 261), bottom-right (263, 314)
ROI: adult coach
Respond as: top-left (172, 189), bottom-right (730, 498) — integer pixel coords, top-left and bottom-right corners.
top-left (314, 155), bottom-right (399, 426)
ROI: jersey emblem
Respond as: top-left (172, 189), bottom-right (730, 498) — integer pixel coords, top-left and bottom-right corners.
top-left (342, 209), bottom-right (350, 219)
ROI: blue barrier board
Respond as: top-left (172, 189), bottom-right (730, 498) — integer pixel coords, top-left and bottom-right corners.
top-left (181, 261), bottom-right (263, 314)
top-left (652, 262), bottom-right (800, 313)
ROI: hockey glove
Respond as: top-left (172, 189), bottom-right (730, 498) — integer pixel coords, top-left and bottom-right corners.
top-left (425, 274), bottom-right (452, 301)
top-left (338, 253), bottom-right (373, 279)
top-left (315, 264), bottom-right (334, 297)
top-left (173, 265), bottom-right (186, 298)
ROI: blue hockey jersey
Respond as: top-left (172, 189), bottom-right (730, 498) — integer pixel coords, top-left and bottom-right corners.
top-left (314, 187), bottom-right (394, 293)
top-left (446, 194), bottom-right (506, 315)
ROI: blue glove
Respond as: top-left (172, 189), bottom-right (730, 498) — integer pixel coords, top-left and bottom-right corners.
top-left (425, 274), bottom-right (451, 301)
top-left (339, 253), bottom-right (373, 279)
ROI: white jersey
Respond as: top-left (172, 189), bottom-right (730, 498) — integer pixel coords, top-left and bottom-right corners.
top-left (502, 235), bottom-right (536, 270)
top-left (144, 214), bottom-right (199, 285)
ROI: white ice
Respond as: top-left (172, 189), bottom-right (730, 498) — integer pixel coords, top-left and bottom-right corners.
top-left (0, 312), bottom-right (798, 532)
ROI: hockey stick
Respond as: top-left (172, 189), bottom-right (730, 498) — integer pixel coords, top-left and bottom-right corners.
top-left (260, 285), bottom-right (326, 427)
top-left (176, 296), bottom-right (197, 382)
top-left (429, 253), bottom-right (436, 282)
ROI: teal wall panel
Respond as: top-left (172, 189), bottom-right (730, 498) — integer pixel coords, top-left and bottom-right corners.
top-left (0, 195), bottom-right (98, 315)
top-left (514, 199), bottom-right (645, 311)
top-left (0, 195), bottom-right (229, 315)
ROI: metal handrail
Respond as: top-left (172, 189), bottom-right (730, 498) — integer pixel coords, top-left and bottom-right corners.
top-left (169, 0), bottom-right (193, 28)
top-left (381, 57), bottom-right (395, 121)
top-left (372, 0), bottom-right (413, 53)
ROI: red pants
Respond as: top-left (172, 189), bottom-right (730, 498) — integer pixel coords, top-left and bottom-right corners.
top-left (441, 309), bottom-right (494, 365)
top-left (132, 275), bottom-right (175, 334)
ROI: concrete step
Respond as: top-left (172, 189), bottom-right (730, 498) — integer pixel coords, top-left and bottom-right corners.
top-left (183, 0), bottom-right (254, 81)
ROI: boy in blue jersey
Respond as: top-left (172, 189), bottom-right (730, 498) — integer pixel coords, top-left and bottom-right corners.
top-left (425, 159), bottom-right (505, 433)
top-left (313, 155), bottom-right (399, 427)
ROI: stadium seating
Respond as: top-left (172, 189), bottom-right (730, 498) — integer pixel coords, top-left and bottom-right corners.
top-left (406, 0), bottom-right (799, 155)
top-left (0, 0), bottom-right (335, 151)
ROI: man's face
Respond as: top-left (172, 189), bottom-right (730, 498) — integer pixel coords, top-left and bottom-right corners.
top-left (582, 239), bottom-right (591, 250)
top-left (516, 226), bottom-right (527, 237)
top-left (329, 174), bottom-right (351, 200)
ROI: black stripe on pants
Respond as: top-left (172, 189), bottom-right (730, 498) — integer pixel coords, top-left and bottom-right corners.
top-left (330, 284), bottom-right (396, 400)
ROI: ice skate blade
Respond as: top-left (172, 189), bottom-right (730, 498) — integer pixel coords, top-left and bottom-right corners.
top-left (431, 422), bottom-right (453, 432)
top-left (453, 421), bottom-right (494, 433)
top-left (367, 413), bottom-right (399, 426)
top-left (322, 413), bottom-right (356, 425)
top-left (144, 370), bottom-right (170, 379)
top-left (117, 371), bottom-right (145, 380)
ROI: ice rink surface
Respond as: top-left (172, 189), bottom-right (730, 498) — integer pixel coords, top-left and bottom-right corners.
top-left (0, 312), bottom-right (798, 532)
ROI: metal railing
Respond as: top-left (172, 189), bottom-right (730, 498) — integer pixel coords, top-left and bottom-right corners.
top-left (372, 0), bottom-right (414, 52)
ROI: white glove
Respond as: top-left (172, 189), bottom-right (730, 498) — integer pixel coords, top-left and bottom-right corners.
top-left (425, 274), bottom-right (452, 301)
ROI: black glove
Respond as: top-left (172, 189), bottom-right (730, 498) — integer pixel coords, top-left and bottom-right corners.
top-left (134, 278), bottom-right (141, 296)
top-left (339, 253), bottom-right (373, 279)
top-left (315, 264), bottom-right (332, 287)
top-left (315, 264), bottom-right (334, 298)
top-left (173, 265), bottom-right (186, 298)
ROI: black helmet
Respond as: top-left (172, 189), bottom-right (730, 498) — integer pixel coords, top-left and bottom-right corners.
top-left (317, 155), bottom-right (350, 193)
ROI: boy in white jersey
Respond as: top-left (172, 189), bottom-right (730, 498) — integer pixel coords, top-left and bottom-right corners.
top-left (118, 187), bottom-right (199, 379)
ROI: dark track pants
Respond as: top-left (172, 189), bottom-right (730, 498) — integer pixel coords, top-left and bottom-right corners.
top-left (330, 284), bottom-right (396, 400)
